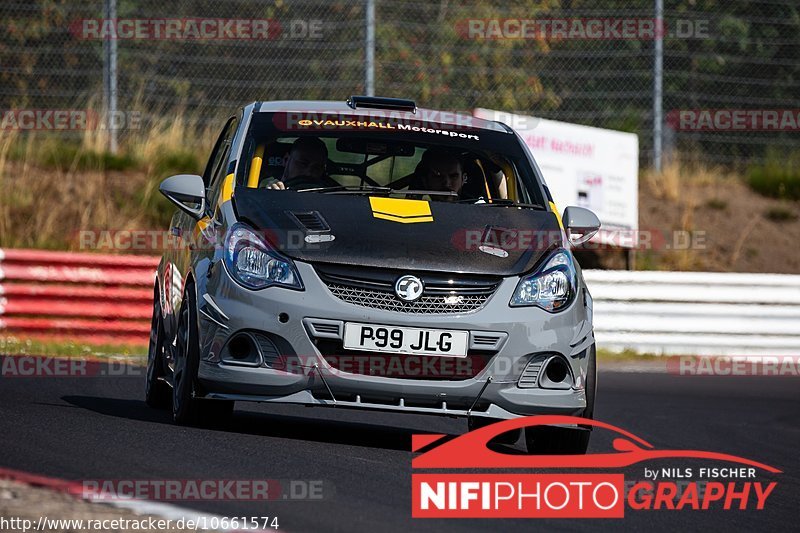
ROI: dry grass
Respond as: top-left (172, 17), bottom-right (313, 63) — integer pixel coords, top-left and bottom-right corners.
top-left (643, 160), bottom-right (725, 202)
top-left (639, 159), bottom-right (800, 273)
top-left (0, 109), bottom-right (217, 250)
top-left (640, 160), bottom-right (727, 270)
top-left (643, 160), bottom-right (682, 202)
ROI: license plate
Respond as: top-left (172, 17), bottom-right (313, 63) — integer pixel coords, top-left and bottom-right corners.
top-left (342, 323), bottom-right (468, 357)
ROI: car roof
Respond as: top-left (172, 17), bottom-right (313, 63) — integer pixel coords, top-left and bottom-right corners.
top-left (252, 100), bottom-right (512, 134)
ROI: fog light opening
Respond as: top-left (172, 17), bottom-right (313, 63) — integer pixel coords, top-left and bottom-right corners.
top-left (546, 358), bottom-right (568, 383)
top-left (220, 333), bottom-right (263, 367)
top-left (539, 356), bottom-right (574, 390)
top-left (228, 334), bottom-right (253, 360)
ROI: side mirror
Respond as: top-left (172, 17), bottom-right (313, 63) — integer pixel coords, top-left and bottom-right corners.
top-left (562, 206), bottom-right (601, 246)
top-left (159, 174), bottom-right (206, 220)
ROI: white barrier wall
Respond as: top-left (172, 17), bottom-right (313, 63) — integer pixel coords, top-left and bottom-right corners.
top-left (584, 270), bottom-right (800, 356)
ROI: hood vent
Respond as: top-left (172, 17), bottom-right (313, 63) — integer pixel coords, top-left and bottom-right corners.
top-left (287, 210), bottom-right (331, 232)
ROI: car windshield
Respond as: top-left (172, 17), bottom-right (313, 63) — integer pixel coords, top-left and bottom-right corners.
top-left (238, 112), bottom-right (546, 207)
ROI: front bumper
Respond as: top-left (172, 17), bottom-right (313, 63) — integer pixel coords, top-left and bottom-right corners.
top-left (197, 261), bottom-right (594, 420)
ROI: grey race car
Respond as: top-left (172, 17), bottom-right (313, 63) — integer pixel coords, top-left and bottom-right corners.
top-left (146, 96), bottom-right (601, 454)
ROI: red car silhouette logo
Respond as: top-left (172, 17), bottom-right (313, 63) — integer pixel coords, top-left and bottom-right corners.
top-left (412, 415), bottom-right (781, 473)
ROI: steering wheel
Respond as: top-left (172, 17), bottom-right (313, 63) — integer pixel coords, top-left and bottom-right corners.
top-left (281, 174), bottom-right (339, 190)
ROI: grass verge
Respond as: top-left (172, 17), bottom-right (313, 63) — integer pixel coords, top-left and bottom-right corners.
top-left (597, 347), bottom-right (660, 363)
top-left (0, 336), bottom-right (147, 362)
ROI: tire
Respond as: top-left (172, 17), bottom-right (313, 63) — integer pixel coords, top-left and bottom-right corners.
top-left (172, 295), bottom-right (200, 425)
top-left (145, 288), bottom-right (171, 409)
top-left (468, 417), bottom-right (521, 445)
top-left (524, 345), bottom-right (596, 455)
top-left (172, 287), bottom-right (234, 426)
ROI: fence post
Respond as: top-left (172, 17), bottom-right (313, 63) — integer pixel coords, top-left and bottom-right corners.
top-left (102, 0), bottom-right (118, 153)
top-left (365, 0), bottom-right (375, 96)
top-left (653, 0), bottom-right (663, 172)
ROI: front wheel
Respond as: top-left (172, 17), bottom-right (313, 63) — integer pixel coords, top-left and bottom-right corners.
top-left (172, 289), bottom-right (234, 426)
top-left (145, 290), bottom-right (170, 409)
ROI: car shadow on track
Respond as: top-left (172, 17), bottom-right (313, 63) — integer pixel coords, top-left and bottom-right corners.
top-left (61, 395), bottom-right (460, 452)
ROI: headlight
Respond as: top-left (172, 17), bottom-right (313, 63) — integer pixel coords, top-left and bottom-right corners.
top-left (510, 249), bottom-right (577, 311)
top-left (224, 223), bottom-right (303, 290)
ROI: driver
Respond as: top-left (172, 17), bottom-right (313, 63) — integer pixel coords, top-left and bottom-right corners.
top-left (267, 136), bottom-right (327, 190)
top-left (418, 149), bottom-right (466, 201)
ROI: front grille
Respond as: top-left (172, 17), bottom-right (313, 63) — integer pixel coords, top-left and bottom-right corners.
top-left (325, 284), bottom-right (491, 314)
top-left (316, 264), bottom-right (499, 315)
top-left (313, 323), bottom-right (340, 335)
top-left (472, 334), bottom-right (502, 348)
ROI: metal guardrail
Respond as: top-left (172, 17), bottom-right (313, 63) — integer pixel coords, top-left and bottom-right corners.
top-left (585, 270), bottom-right (800, 356)
top-left (0, 249), bottom-right (157, 346)
top-left (2, 248), bottom-right (798, 354)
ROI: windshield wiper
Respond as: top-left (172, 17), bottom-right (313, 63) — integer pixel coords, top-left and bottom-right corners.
top-left (297, 186), bottom-right (459, 198)
top-left (296, 185), bottom-right (392, 195)
top-left (393, 189), bottom-right (459, 198)
top-left (461, 198), bottom-right (545, 209)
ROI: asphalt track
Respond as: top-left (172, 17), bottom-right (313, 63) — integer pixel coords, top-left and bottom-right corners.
top-left (0, 363), bottom-right (797, 532)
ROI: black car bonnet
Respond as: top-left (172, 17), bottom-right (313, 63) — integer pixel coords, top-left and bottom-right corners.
top-left (233, 189), bottom-right (564, 276)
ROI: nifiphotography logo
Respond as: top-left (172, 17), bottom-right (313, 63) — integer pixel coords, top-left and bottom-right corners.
top-left (411, 415), bottom-right (780, 518)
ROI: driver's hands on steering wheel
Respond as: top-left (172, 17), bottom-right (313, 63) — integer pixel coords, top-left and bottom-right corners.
top-left (268, 174), bottom-right (331, 190)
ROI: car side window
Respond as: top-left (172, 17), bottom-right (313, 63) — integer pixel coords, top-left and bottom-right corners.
top-left (207, 118), bottom-right (239, 207)
top-left (202, 117), bottom-right (236, 189)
